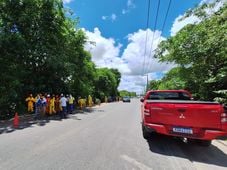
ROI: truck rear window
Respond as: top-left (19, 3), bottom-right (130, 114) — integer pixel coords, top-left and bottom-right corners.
top-left (147, 92), bottom-right (191, 100)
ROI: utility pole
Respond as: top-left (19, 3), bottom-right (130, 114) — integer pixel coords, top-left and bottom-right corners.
top-left (146, 74), bottom-right (149, 92)
top-left (144, 74), bottom-right (149, 92)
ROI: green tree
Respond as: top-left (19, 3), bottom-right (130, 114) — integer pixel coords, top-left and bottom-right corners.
top-left (0, 0), bottom-right (111, 118)
top-left (156, 1), bottom-right (227, 101)
top-left (94, 68), bottom-right (121, 101)
top-left (119, 90), bottom-right (136, 97)
top-left (1, 0), bottom-right (71, 116)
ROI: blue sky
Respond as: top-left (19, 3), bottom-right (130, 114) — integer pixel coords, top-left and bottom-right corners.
top-left (66, 0), bottom-right (201, 48)
top-left (63, 0), bottom-right (223, 94)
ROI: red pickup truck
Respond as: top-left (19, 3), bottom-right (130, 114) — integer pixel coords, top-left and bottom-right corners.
top-left (141, 90), bottom-right (227, 146)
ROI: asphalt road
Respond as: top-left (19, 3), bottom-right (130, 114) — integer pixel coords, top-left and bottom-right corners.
top-left (0, 99), bottom-right (227, 170)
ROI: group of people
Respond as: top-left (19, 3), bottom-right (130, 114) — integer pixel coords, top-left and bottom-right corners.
top-left (25, 93), bottom-right (78, 119)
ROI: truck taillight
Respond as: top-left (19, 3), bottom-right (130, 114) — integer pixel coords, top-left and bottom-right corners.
top-left (221, 113), bottom-right (227, 123)
top-left (144, 106), bottom-right (150, 116)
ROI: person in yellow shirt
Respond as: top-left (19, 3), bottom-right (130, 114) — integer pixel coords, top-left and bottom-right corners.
top-left (46, 94), bottom-right (51, 115)
top-left (55, 95), bottom-right (61, 114)
top-left (25, 94), bottom-right (35, 113)
top-left (68, 94), bottom-right (75, 114)
top-left (49, 95), bottom-right (56, 115)
top-left (88, 95), bottom-right (93, 107)
top-left (78, 97), bottom-right (84, 110)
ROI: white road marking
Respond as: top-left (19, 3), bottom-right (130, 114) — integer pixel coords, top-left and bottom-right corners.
top-left (121, 155), bottom-right (153, 170)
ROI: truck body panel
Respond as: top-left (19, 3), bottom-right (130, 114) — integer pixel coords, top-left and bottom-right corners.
top-left (141, 90), bottom-right (227, 140)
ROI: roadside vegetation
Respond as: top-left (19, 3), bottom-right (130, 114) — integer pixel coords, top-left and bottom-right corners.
top-left (152, 1), bottom-right (227, 103)
top-left (0, 0), bottom-right (121, 118)
top-left (119, 90), bottom-right (137, 97)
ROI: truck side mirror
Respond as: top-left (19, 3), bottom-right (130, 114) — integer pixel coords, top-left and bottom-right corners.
top-left (140, 98), bottom-right (144, 102)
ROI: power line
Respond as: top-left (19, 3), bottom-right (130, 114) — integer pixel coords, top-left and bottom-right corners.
top-left (144, 0), bottom-right (161, 74)
top-left (142, 0), bottom-right (151, 76)
top-left (145, 0), bottom-right (172, 74)
top-left (156, 0), bottom-right (172, 49)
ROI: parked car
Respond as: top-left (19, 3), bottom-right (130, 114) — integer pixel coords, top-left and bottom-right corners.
top-left (141, 90), bottom-right (227, 146)
top-left (122, 96), bottom-right (131, 102)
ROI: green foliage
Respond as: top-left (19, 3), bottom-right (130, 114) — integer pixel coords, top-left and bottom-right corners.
top-left (0, 0), bottom-right (121, 118)
top-left (214, 90), bottom-right (227, 104)
top-left (119, 90), bottom-right (136, 97)
top-left (93, 68), bottom-right (121, 101)
top-left (149, 80), bottom-right (161, 90)
top-left (155, 2), bottom-right (227, 102)
top-left (149, 67), bottom-right (187, 90)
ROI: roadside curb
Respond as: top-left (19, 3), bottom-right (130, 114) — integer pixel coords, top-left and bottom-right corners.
top-left (0, 103), bottom-right (107, 126)
top-left (217, 140), bottom-right (227, 147)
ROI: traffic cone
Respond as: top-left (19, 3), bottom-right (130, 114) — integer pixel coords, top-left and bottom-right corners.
top-left (13, 112), bottom-right (19, 128)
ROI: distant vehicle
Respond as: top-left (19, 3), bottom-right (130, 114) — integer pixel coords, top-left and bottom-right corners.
top-left (107, 97), bottom-right (113, 102)
top-left (141, 90), bottom-right (227, 146)
top-left (122, 96), bottom-right (131, 102)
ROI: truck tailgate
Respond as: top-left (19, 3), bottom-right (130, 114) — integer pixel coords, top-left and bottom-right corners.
top-left (146, 100), bottom-right (222, 129)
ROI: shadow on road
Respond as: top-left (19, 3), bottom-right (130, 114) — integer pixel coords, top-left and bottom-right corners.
top-left (0, 107), bottom-right (104, 135)
top-left (147, 134), bottom-right (227, 168)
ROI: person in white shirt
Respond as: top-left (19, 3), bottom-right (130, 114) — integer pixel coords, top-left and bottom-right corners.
top-left (41, 95), bottom-right (47, 116)
top-left (60, 94), bottom-right (68, 118)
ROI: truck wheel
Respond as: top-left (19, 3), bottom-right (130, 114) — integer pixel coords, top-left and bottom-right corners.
top-left (142, 125), bottom-right (150, 139)
top-left (197, 140), bottom-right (212, 147)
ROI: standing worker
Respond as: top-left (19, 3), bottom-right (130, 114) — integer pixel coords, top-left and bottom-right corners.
top-left (78, 97), bottom-right (83, 110)
top-left (25, 94), bottom-right (35, 113)
top-left (55, 95), bottom-right (60, 114)
top-left (46, 94), bottom-right (51, 115)
top-left (68, 94), bottom-right (75, 114)
top-left (41, 95), bottom-right (47, 116)
top-left (88, 95), bottom-right (93, 107)
top-left (34, 94), bottom-right (42, 119)
top-left (49, 95), bottom-right (56, 115)
top-left (60, 94), bottom-right (67, 119)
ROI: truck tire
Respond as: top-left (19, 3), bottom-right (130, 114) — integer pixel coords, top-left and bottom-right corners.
top-left (142, 124), bottom-right (150, 139)
top-left (197, 140), bottom-right (212, 147)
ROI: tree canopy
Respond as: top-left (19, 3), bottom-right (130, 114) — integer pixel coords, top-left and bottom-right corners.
top-left (0, 0), bottom-right (121, 118)
top-left (153, 1), bottom-right (227, 102)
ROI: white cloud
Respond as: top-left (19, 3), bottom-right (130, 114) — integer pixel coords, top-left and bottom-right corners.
top-left (119, 29), bottom-right (174, 94)
top-left (101, 16), bottom-right (107, 20)
top-left (84, 28), bottom-right (130, 74)
top-left (122, 29), bottom-right (174, 75)
top-left (122, 9), bottom-right (127, 14)
top-left (83, 28), bottom-right (174, 94)
top-left (199, 0), bottom-right (218, 5)
top-left (171, 15), bottom-right (200, 36)
top-left (118, 75), bottom-right (145, 94)
top-left (171, 0), bottom-right (225, 36)
top-left (63, 0), bottom-right (73, 4)
top-left (101, 13), bottom-right (117, 22)
top-left (111, 14), bottom-right (117, 21)
top-left (118, 73), bottom-right (163, 94)
top-left (127, 0), bottom-right (136, 8)
top-left (122, 0), bottom-right (136, 15)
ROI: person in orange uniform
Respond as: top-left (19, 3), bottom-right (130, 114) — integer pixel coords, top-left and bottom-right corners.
top-left (25, 94), bottom-right (35, 113)
top-left (55, 95), bottom-right (60, 114)
top-left (88, 95), bottom-right (93, 107)
top-left (49, 95), bottom-right (56, 115)
top-left (78, 97), bottom-right (84, 110)
top-left (45, 94), bottom-right (51, 115)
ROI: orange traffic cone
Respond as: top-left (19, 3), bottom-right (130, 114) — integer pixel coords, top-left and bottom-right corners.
top-left (13, 112), bottom-right (19, 128)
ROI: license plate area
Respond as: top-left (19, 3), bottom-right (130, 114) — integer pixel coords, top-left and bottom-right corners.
top-left (172, 127), bottom-right (193, 134)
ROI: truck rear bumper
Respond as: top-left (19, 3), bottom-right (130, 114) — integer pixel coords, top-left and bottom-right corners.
top-left (144, 123), bottom-right (227, 140)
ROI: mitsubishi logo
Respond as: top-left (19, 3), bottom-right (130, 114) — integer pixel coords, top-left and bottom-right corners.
top-left (179, 113), bottom-right (186, 119)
